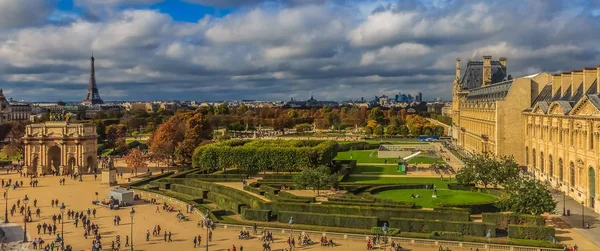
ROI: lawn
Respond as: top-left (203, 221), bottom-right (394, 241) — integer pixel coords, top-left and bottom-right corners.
top-left (407, 156), bottom-right (445, 164)
top-left (374, 189), bottom-right (498, 208)
top-left (351, 165), bottom-right (404, 175)
top-left (338, 140), bottom-right (429, 145)
top-left (335, 150), bottom-right (444, 165)
top-left (344, 176), bottom-right (455, 188)
top-left (335, 150), bottom-right (398, 163)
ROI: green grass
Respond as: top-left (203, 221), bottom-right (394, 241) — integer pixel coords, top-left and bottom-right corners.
top-left (335, 150), bottom-right (397, 163)
top-left (344, 176), bottom-right (455, 188)
top-left (374, 189), bottom-right (498, 208)
top-left (335, 150), bottom-right (444, 165)
top-left (338, 140), bottom-right (429, 145)
top-left (407, 156), bottom-right (445, 164)
top-left (351, 165), bottom-right (405, 175)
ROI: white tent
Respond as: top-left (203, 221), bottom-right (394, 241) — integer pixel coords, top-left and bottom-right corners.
top-left (108, 188), bottom-right (134, 205)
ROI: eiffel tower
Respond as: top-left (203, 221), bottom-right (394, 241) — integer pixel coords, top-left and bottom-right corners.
top-left (82, 55), bottom-right (104, 105)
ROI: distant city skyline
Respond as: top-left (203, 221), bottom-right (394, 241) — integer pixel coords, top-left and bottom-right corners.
top-left (1, 0), bottom-right (599, 102)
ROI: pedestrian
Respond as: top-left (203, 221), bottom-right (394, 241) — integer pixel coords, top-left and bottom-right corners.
top-left (156, 205), bottom-right (160, 213)
top-left (146, 230), bottom-right (150, 241)
top-left (194, 236), bottom-right (197, 248)
top-left (168, 231), bottom-right (172, 242)
top-left (92, 208), bottom-right (96, 218)
top-left (209, 231), bottom-right (212, 242)
top-left (125, 235), bottom-right (129, 247)
top-left (164, 231), bottom-right (167, 242)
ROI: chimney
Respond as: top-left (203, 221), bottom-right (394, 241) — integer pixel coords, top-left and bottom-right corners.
top-left (499, 57), bottom-right (507, 68)
top-left (455, 58), bottom-right (461, 80)
top-left (571, 70), bottom-right (583, 94)
top-left (552, 74), bottom-right (562, 97)
top-left (482, 55), bottom-right (492, 86)
top-left (583, 68), bottom-right (597, 93)
top-left (561, 72), bottom-right (572, 97)
top-left (597, 66), bottom-right (600, 94)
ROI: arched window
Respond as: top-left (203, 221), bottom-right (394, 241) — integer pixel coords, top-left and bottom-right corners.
top-left (570, 162), bottom-right (576, 187)
top-left (549, 155), bottom-right (553, 177)
top-left (531, 149), bottom-right (537, 169)
top-left (540, 152), bottom-right (544, 173)
top-left (525, 147), bottom-right (529, 165)
top-left (559, 158), bottom-right (564, 181)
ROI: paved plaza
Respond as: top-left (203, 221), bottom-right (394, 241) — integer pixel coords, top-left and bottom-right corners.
top-left (0, 170), bottom-right (468, 251)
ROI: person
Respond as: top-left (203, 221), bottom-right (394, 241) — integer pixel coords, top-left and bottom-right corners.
top-left (125, 235), bottom-right (129, 247)
top-left (574, 244), bottom-right (579, 251)
top-left (232, 245), bottom-right (236, 251)
top-left (164, 231), bottom-right (167, 242)
top-left (193, 236), bottom-right (197, 248)
top-left (146, 230), bottom-right (150, 241)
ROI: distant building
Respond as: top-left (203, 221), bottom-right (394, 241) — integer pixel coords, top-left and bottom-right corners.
top-left (0, 90), bottom-right (32, 123)
top-left (427, 102), bottom-right (445, 114)
top-left (379, 95), bottom-right (389, 106)
top-left (285, 95), bottom-right (339, 108)
top-left (417, 92), bottom-right (423, 102)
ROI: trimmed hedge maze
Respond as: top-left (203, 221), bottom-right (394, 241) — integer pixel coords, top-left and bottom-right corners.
top-left (131, 168), bottom-right (558, 247)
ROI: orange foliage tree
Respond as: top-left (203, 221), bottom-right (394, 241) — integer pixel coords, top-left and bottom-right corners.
top-left (124, 148), bottom-right (147, 175)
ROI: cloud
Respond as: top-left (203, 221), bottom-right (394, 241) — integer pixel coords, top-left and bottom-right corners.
top-left (1, 0), bottom-right (600, 102)
top-left (0, 0), bottom-right (55, 29)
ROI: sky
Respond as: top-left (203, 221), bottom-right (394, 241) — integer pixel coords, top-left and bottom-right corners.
top-left (1, 0), bottom-right (600, 102)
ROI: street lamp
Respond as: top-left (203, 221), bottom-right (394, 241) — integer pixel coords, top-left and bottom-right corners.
top-left (289, 217), bottom-right (294, 250)
top-left (382, 223), bottom-right (389, 251)
top-left (204, 213), bottom-right (213, 251)
top-left (562, 187), bottom-right (566, 216)
top-left (23, 195), bottom-right (29, 243)
top-left (130, 207), bottom-right (135, 251)
top-left (60, 204), bottom-right (66, 248)
top-left (4, 187), bottom-right (8, 223)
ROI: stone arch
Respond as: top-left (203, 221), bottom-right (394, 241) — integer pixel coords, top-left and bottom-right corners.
top-left (86, 156), bottom-right (95, 173)
top-left (30, 155), bottom-right (39, 174)
top-left (47, 145), bottom-right (61, 172)
top-left (570, 162), bottom-right (576, 187)
top-left (590, 167), bottom-right (596, 208)
top-left (67, 156), bottom-right (76, 174)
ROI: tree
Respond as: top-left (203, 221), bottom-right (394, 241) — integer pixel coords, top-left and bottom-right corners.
top-left (385, 126), bottom-right (397, 136)
top-left (374, 125), bottom-right (384, 136)
top-left (364, 126), bottom-right (373, 136)
top-left (456, 153), bottom-right (520, 188)
top-left (215, 103), bottom-right (230, 115)
top-left (96, 121), bottom-right (106, 142)
top-left (287, 109), bottom-right (298, 120)
top-left (4, 121), bottom-right (27, 160)
top-left (368, 108), bottom-right (385, 124)
top-left (398, 125), bottom-right (409, 136)
top-left (366, 120), bottom-right (378, 128)
top-left (175, 113), bottom-right (212, 166)
top-left (124, 148), bottom-right (147, 175)
top-left (150, 119), bottom-right (184, 168)
top-left (293, 166), bottom-right (339, 196)
top-left (498, 178), bottom-right (556, 215)
top-left (105, 125), bottom-right (126, 149)
top-left (295, 123), bottom-right (312, 133)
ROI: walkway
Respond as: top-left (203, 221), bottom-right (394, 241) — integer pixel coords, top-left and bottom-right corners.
top-left (552, 190), bottom-right (600, 249)
top-left (432, 142), bottom-right (464, 170)
top-left (216, 178), bottom-right (272, 202)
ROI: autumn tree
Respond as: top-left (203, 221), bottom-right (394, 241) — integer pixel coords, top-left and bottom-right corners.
top-left (368, 108), bottom-right (385, 124)
top-left (124, 148), bottom-right (147, 175)
top-left (175, 113), bottom-right (212, 166)
top-left (3, 121), bottom-right (27, 160)
top-left (105, 124), bottom-right (126, 150)
top-left (150, 119), bottom-right (185, 168)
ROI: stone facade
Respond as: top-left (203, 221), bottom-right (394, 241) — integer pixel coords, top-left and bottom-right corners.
top-left (23, 122), bottom-right (98, 175)
top-left (523, 67), bottom-right (600, 212)
top-left (451, 57), bottom-right (600, 213)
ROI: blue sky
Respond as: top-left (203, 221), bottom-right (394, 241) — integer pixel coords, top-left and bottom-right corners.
top-left (1, 0), bottom-right (600, 102)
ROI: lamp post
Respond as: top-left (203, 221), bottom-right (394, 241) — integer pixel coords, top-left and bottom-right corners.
top-left (204, 212), bottom-right (213, 251)
top-left (289, 217), bottom-right (294, 250)
top-left (581, 201), bottom-right (585, 228)
top-left (60, 204), bottom-right (65, 249)
top-left (382, 223), bottom-right (389, 251)
top-left (130, 207), bottom-right (135, 251)
top-left (562, 188), bottom-right (566, 216)
top-left (23, 195), bottom-right (29, 243)
top-left (4, 187), bottom-right (8, 223)
top-left (95, 192), bottom-right (99, 202)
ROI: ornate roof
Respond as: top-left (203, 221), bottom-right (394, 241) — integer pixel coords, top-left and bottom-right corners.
top-left (460, 60), bottom-right (508, 90)
top-left (527, 79), bottom-right (598, 115)
top-left (465, 80), bottom-right (513, 101)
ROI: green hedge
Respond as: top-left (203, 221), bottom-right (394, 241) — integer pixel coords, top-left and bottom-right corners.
top-left (277, 211), bottom-right (378, 229)
top-left (327, 197), bottom-right (374, 203)
top-left (207, 191), bottom-right (245, 213)
top-left (263, 192), bottom-right (311, 203)
top-left (370, 227), bottom-right (400, 236)
top-left (192, 140), bottom-right (338, 172)
top-left (429, 231), bottom-right (463, 241)
top-left (321, 201), bottom-right (414, 208)
top-left (243, 185), bottom-right (265, 196)
top-left (261, 174), bottom-right (297, 180)
top-left (441, 202), bottom-right (498, 214)
top-left (242, 208), bottom-right (271, 222)
top-left (364, 184), bottom-right (432, 193)
top-left (270, 202), bottom-right (469, 222)
top-left (390, 218), bottom-right (495, 237)
top-left (483, 213), bottom-right (546, 230)
top-left (337, 142), bottom-right (380, 152)
top-left (127, 171), bottom-right (175, 187)
top-left (260, 185), bottom-right (281, 195)
top-left (181, 179), bottom-right (266, 209)
top-left (507, 225), bottom-right (555, 241)
top-left (171, 184), bottom-right (206, 198)
top-left (278, 191), bottom-right (316, 203)
top-left (186, 174), bottom-right (248, 179)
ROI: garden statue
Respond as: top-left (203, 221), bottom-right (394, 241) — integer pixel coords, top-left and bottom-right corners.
top-left (432, 185), bottom-right (438, 198)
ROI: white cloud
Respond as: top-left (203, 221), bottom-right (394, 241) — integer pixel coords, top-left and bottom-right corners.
top-left (0, 0), bottom-right (54, 29)
top-left (360, 43), bottom-right (432, 65)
